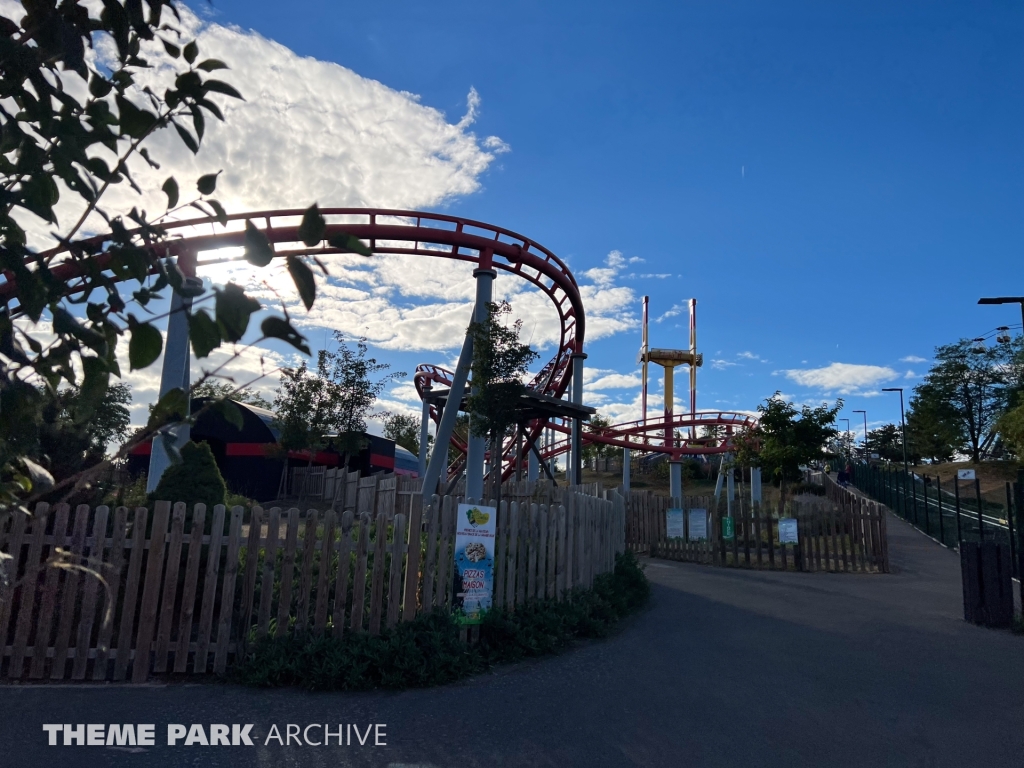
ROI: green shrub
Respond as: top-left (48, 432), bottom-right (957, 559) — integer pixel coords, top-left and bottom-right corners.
top-left (152, 441), bottom-right (227, 509)
top-left (231, 551), bottom-right (650, 691)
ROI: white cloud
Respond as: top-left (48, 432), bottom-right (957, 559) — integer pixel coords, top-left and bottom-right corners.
top-left (655, 303), bottom-right (686, 323)
top-left (711, 359), bottom-right (738, 370)
top-left (737, 351), bottom-right (765, 362)
top-left (781, 363), bottom-right (899, 395)
top-left (7, 3), bottom-right (646, 426)
top-left (900, 355), bottom-right (928, 363)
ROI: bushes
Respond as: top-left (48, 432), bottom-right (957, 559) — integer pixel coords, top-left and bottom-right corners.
top-left (152, 441), bottom-right (227, 509)
top-left (232, 551), bottom-right (650, 691)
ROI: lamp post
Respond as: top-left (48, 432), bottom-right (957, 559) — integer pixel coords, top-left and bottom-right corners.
top-left (977, 297), bottom-right (1024, 331)
top-left (881, 388), bottom-right (908, 476)
top-left (853, 409), bottom-right (868, 461)
top-left (882, 386), bottom-right (911, 521)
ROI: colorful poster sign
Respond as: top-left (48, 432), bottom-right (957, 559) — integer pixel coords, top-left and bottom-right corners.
top-left (688, 509), bottom-right (707, 541)
top-left (453, 503), bottom-right (497, 625)
top-left (779, 518), bottom-right (798, 544)
top-left (722, 516), bottom-right (735, 540)
top-left (666, 508), bottom-right (685, 539)
top-left (957, 469), bottom-right (976, 481)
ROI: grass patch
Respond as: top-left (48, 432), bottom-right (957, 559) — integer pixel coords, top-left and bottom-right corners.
top-left (231, 551), bottom-right (650, 691)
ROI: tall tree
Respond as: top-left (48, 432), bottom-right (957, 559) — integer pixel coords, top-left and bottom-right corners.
top-left (582, 414), bottom-right (612, 462)
top-left (190, 379), bottom-right (273, 410)
top-left (911, 339), bottom-right (1014, 463)
top-left (733, 392), bottom-right (841, 507)
top-left (271, 337), bottom-right (402, 501)
top-left (272, 352), bottom-right (344, 501)
top-left (466, 301), bottom-right (538, 500)
top-left (865, 423), bottom-right (904, 463)
top-left (382, 412), bottom-right (424, 456)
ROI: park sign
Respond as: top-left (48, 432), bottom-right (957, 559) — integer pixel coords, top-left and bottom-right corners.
top-left (722, 516), bottom-right (735, 540)
top-left (666, 508), bottom-right (685, 539)
top-left (957, 469), bottom-right (976, 481)
top-left (779, 518), bottom-right (798, 544)
top-left (688, 509), bottom-right (708, 541)
top-left (453, 504), bottom-right (497, 625)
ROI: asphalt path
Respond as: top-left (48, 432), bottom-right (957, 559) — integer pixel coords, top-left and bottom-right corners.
top-left (3, 512), bottom-right (1023, 767)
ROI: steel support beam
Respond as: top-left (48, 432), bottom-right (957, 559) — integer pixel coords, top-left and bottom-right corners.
top-left (465, 267), bottom-right (496, 499)
top-left (570, 353), bottom-right (587, 485)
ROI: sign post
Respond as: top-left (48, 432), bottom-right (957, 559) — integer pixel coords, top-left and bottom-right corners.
top-left (688, 508), bottom-right (707, 541)
top-left (453, 503), bottom-right (497, 624)
top-left (666, 508), bottom-right (685, 539)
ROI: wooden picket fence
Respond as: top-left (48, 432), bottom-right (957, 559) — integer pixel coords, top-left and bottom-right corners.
top-left (627, 489), bottom-right (889, 573)
top-left (0, 482), bottom-right (623, 682)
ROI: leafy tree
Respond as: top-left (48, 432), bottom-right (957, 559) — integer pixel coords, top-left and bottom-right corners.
top-left (37, 382), bottom-right (132, 483)
top-left (909, 340), bottom-right (1015, 463)
top-left (733, 392), bottom-right (841, 507)
top-left (328, 335), bottom-right (403, 467)
top-left (152, 440), bottom-right (225, 508)
top-left (383, 412), bottom-right (424, 456)
top-left (272, 337), bottom-right (402, 501)
top-left (190, 379), bottom-right (272, 410)
top-left (0, 0), bottom-right (367, 517)
top-left (466, 301), bottom-right (538, 499)
top-left (272, 352), bottom-right (345, 501)
top-left (865, 423), bottom-right (904, 463)
top-left (997, 397), bottom-right (1024, 459)
top-left (582, 414), bottom-right (611, 462)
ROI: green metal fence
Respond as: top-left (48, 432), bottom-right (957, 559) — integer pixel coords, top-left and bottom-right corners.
top-left (849, 462), bottom-right (1020, 579)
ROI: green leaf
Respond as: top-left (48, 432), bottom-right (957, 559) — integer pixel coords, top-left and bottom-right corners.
top-left (75, 356), bottom-right (110, 424)
top-left (116, 95), bottom-right (158, 139)
top-left (215, 283), bottom-right (261, 343)
top-left (148, 387), bottom-right (189, 428)
top-left (162, 40), bottom-right (181, 58)
top-left (243, 220), bottom-right (274, 267)
top-left (188, 309), bottom-right (221, 358)
top-left (162, 177), bottom-right (179, 209)
top-left (328, 232), bottom-right (372, 257)
top-left (53, 306), bottom-right (108, 355)
top-left (128, 316), bottom-right (163, 370)
top-left (20, 458), bottom-right (54, 492)
top-left (197, 171), bottom-right (220, 195)
top-left (287, 255), bottom-right (316, 311)
top-left (299, 203), bottom-right (326, 246)
top-left (211, 398), bottom-right (244, 431)
top-left (174, 122), bottom-right (199, 154)
top-left (203, 79), bottom-right (244, 100)
top-left (261, 316), bottom-right (311, 355)
top-left (197, 59), bottom-right (229, 72)
top-left (207, 199), bottom-right (228, 226)
top-left (183, 40), bottom-right (199, 64)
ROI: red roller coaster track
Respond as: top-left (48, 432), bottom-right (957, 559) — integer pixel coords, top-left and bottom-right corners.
top-left (3, 207), bottom-right (755, 479)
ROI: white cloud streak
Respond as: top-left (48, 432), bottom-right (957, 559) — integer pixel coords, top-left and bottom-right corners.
top-left (781, 363), bottom-right (899, 395)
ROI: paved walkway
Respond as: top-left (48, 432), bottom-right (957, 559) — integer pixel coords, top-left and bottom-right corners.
top-left (2, 512), bottom-right (1023, 767)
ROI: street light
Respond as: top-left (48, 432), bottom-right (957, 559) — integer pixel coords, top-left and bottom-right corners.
top-left (978, 297), bottom-right (1024, 331)
top-left (853, 409), bottom-right (868, 459)
top-left (881, 387), bottom-right (909, 477)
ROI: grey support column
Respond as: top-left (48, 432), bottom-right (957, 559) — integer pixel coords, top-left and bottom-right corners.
top-left (418, 398), bottom-right (431, 476)
top-left (751, 467), bottom-right (762, 504)
top-left (528, 437), bottom-right (539, 481)
top-left (669, 461), bottom-right (682, 499)
top-left (570, 352), bottom-right (587, 486)
top-left (146, 280), bottom-right (201, 493)
top-left (622, 447), bottom-right (631, 493)
top-left (465, 267), bottom-right (496, 500)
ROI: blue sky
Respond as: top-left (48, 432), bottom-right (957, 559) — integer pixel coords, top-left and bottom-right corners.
top-left (15, 0), bottom-right (1024, 442)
